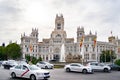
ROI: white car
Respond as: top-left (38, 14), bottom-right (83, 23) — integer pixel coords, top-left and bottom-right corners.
top-left (87, 62), bottom-right (111, 72)
top-left (10, 64), bottom-right (50, 80)
top-left (64, 63), bottom-right (93, 74)
top-left (36, 61), bottom-right (54, 69)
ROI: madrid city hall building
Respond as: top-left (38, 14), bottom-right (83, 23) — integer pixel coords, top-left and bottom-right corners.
top-left (21, 14), bottom-right (120, 62)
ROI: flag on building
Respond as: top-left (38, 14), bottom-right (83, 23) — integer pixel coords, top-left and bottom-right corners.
top-left (93, 37), bottom-right (97, 47)
top-left (80, 36), bottom-right (84, 47)
top-left (30, 44), bottom-right (33, 52)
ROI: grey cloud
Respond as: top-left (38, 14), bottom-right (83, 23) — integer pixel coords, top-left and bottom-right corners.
top-left (0, 0), bottom-right (120, 44)
top-left (0, 0), bottom-right (22, 28)
top-left (51, 0), bottom-right (79, 9)
top-left (99, 0), bottom-right (120, 23)
top-left (0, 0), bottom-right (22, 44)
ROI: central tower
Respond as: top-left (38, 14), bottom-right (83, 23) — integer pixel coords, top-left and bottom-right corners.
top-left (55, 14), bottom-right (64, 31)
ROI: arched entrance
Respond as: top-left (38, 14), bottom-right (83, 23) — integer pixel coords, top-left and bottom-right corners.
top-left (53, 54), bottom-right (60, 61)
top-left (53, 47), bottom-right (60, 61)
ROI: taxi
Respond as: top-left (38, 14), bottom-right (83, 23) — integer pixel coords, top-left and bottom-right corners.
top-left (10, 64), bottom-right (50, 80)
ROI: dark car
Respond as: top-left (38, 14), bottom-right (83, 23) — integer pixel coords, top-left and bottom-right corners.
top-left (49, 59), bottom-right (58, 63)
top-left (108, 64), bottom-right (120, 71)
top-left (3, 60), bottom-right (18, 69)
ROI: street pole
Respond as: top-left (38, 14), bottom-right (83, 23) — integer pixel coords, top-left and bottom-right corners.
top-left (110, 50), bottom-right (113, 64)
top-left (105, 53), bottom-right (106, 63)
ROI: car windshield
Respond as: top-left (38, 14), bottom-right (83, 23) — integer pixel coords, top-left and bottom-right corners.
top-left (9, 61), bottom-right (18, 65)
top-left (39, 61), bottom-right (49, 64)
top-left (18, 61), bottom-right (27, 65)
top-left (29, 65), bottom-right (41, 70)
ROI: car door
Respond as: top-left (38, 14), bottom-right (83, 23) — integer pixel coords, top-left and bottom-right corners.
top-left (38, 62), bottom-right (45, 68)
top-left (70, 64), bottom-right (82, 72)
top-left (94, 63), bottom-right (104, 71)
top-left (90, 63), bottom-right (99, 70)
top-left (14, 65), bottom-right (22, 77)
top-left (96, 64), bottom-right (101, 70)
top-left (20, 65), bottom-right (30, 78)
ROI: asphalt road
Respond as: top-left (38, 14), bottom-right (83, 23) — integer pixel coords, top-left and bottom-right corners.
top-left (0, 66), bottom-right (120, 80)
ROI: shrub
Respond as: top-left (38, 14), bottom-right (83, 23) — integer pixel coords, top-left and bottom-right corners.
top-left (114, 59), bottom-right (120, 66)
top-left (25, 55), bottom-right (42, 64)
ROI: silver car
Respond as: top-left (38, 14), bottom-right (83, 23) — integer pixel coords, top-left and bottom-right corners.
top-left (87, 62), bottom-right (111, 72)
top-left (64, 63), bottom-right (94, 74)
top-left (36, 61), bottom-right (54, 69)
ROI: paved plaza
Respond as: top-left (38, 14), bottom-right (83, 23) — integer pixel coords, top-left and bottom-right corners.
top-left (0, 66), bottom-right (120, 80)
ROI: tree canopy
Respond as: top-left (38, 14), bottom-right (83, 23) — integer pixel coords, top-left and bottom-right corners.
top-left (100, 50), bottom-right (116, 62)
top-left (114, 59), bottom-right (120, 66)
top-left (0, 46), bottom-right (6, 60)
top-left (5, 43), bottom-right (22, 60)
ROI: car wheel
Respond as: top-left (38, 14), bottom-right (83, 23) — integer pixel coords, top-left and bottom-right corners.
top-left (91, 69), bottom-right (94, 74)
top-left (104, 68), bottom-right (109, 72)
top-left (30, 74), bottom-right (36, 80)
top-left (66, 68), bottom-right (71, 72)
top-left (82, 69), bottom-right (87, 74)
top-left (11, 72), bottom-right (16, 78)
top-left (51, 66), bottom-right (53, 69)
top-left (118, 68), bottom-right (120, 71)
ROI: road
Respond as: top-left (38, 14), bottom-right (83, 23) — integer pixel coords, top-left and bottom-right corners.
top-left (0, 67), bottom-right (120, 80)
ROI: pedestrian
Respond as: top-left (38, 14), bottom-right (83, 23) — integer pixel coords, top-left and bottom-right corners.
top-left (28, 57), bottom-right (33, 65)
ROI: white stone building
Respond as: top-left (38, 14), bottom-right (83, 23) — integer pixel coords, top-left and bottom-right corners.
top-left (21, 14), bottom-right (120, 62)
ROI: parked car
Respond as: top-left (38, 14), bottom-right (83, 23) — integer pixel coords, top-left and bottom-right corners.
top-left (107, 64), bottom-right (120, 71)
top-left (49, 59), bottom-right (57, 63)
top-left (10, 64), bottom-right (50, 80)
top-left (2, 60), bottom-right (18, 69)
top-left (64, 63), bottom-right (94, 74)
top-left (36, 61), bottom-right (54, 69)
top-left (17, 61), bottom-right (28, 65)
top-left (2, 60), bottom-right (8, 66)
top-left (87, 62), bottom-right (111, 72)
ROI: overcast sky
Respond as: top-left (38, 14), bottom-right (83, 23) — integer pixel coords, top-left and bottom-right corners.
top-left (0, 0), bottom-right (120, 45)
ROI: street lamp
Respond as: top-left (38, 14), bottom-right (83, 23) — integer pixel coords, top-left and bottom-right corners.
top-left (104, 53), bottom-right (106, 63)
top-left (110, 50), bottom-right (113, 64)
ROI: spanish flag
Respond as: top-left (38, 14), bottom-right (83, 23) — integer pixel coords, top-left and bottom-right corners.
top-left (30, 44), bottom-right (33, 52)
top-left (93, 37), bottom-right (97, 47)
top-left (80, 36), bottom-right (84, 47)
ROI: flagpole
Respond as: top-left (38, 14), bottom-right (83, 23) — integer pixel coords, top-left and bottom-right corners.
top-left (93, 36), bottom-right (97, 62)
top-left (80, 35), bottom-right (84, 64)
top-left (29, 43), bottom-right (33, 64)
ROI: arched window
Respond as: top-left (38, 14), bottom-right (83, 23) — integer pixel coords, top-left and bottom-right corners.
top-left (56, 34), bottom-right (61, 38)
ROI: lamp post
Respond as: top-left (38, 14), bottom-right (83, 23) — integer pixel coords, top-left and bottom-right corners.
top-left (110, 50), bottom-right (113, 64)
top-left (104, 53), bottom-right (106, 63)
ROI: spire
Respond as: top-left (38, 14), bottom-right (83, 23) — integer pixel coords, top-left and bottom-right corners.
top-left (111, 31), bottom-right (113, 36)
top-left (95, 31), bottom-right (97, 36)
top-left (56, 14), bottom-right (58, 18)
top-left (24, 32), bottom-right (25, 36)
top-left (89, 30), bottom-right (92, 35)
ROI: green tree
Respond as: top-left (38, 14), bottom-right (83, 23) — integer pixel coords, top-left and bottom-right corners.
top-left (25, 54), bottom-right (42, 64)
top-left (114, 59), bottom-right (120, 66)
top-left (0, 46), bottom-right (7, 60)
top-left (5, 43), bottom-right (22, 60)
top-left (100, 50), bottom-right (116, 62)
